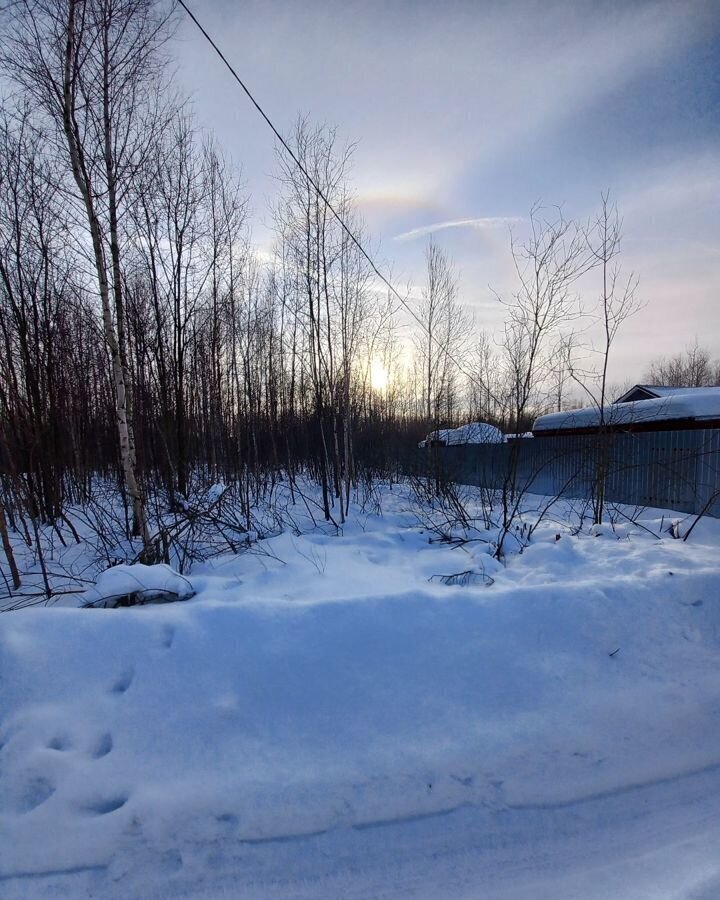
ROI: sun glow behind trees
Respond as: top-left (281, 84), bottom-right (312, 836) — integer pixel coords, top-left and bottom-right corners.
top-left (371, 359), bottom-right (389, 393)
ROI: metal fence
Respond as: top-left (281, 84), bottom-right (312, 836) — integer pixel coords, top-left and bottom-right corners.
top-left (416, 428), bottom-right (720, 517)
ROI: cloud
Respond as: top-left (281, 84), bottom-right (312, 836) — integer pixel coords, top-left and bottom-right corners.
top-left (173, 0), bottom-right (720, 382)
top-left (394, 217), bottom-right (523, 242)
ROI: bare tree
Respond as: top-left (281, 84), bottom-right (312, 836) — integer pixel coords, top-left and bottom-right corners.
top-left (645, 341), bottom-right (718, 388)
top-left (497, 204), bottom-right (590, 432)
top-left (564, 192), bottom-right (642, 524)
top-left (273, 116), bottom-right (377, 522)
top-left (580, 193), bottom-right (641, 414)
top-left (414, 239), bottom-right (469, 427)
top-left (476, 205), bottom-right (592, 551)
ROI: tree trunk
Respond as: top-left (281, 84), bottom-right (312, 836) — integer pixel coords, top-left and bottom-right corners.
top-left (62, 0), bottom-right (152, 557)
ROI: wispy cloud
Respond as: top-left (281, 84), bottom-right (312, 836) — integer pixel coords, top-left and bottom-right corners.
top-left (394, 217), bottom-right (522, 242)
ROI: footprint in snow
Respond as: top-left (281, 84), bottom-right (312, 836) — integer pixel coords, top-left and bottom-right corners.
top-left (9, 776), bottom-right (55, 814)
top-left (91, 732), bottom-right (113, 759)
top-left (110, 668), bottom-right (135, 695)
top-left (47, 735), bottom-right (73, 752)
top-left (81, 794), bottom-right (128, 815)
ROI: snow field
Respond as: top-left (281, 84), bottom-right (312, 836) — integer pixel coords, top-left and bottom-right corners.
top-left (1, 487), bottom-right (720, 898)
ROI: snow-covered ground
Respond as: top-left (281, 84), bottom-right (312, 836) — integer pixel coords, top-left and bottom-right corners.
top-left (2, 485), bottom-right (720, 899)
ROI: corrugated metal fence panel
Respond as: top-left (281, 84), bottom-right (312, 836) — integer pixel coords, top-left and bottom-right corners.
top-left (693, 430), bottom-right (720, 516)
top-left (418, 428), bottom-right (720, 517)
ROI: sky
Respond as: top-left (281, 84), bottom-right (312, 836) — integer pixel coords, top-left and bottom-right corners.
top-left (173, 0), bottom-right (720, 385)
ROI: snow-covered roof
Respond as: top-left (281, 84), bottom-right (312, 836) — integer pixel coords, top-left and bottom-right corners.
top-left (418, 422), bottom-right (504, 447)
top-left (615, 384), bottom-right (720, 403)
top-left (533, 389), bottom-right (720, 433)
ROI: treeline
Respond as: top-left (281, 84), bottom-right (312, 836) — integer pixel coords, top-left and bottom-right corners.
top-left (645, 344), bottom-right (720, 389)
top-left (0, 0), bottom-right (426, 556)
top-left (1, 0), bottom-right (648, 578)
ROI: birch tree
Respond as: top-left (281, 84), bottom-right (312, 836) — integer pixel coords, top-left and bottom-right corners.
top-left (4, 0), bottom-right (174, 556)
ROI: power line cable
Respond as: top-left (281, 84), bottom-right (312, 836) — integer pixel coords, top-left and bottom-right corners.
top-left (177, 0), bottom-right (497, 409)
